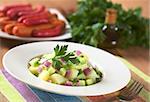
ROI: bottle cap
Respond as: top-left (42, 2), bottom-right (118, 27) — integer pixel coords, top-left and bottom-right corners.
top-left (105, 8), bottom-right (117, 24)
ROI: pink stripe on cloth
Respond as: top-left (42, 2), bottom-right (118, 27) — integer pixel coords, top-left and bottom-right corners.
top-left (1, 69), bottom-right (41, 102)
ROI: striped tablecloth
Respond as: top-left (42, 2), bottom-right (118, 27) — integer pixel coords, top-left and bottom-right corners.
top-left (0, 57), bottom-right (149, 102)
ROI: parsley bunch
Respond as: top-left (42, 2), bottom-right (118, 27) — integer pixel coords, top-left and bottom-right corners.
top-left (52, 45), bottom-right (79, 69)
top-left (68, 0), bottom-right (149, 48)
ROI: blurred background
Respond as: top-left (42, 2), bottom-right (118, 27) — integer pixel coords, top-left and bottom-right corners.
top-left (0, 0), bottom-right (149, 17)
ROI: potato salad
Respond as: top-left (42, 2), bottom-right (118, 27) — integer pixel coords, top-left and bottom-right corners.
top-left (28, 45), bottom-right (103, 86)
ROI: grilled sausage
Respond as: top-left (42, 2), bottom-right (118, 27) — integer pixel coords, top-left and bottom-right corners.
top-left (4, 23), bottom-right (16, 34)
top-left (0, 4), bottom-right (31, 13)
top-left (0, 17), bottom-right (10, 28)
top-left (6, 6), bottom-right (32, 19)
top-left (32, 20), bottom-right (65, 37)
top-left (12, 23), bottom-right (54, 37)
top-left (18, 11), bottom-right (52, 22)
top-left (32, 25), bottom-right (64, 37)
top-left (18, 5), bottom-right (45, 16)
top-left (0, 12), bottom-right (5, 17)
top-left (22, 18), bottom-right (49, 26)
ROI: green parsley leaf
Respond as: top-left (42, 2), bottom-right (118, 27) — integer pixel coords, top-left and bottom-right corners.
top-left (52, 45), bottom-right (80, 69)
top-left (52, 58), bottom-right (62, 69)
top-left (68, 0), bottom-right (149, 48)
top-left (69, 57), bottom-right (80, 64)
top-left (54, 45), bottom-right (68, 56)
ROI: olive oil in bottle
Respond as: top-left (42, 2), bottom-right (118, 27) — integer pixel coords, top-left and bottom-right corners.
top-left (101, 8), bottom-right (119, 49)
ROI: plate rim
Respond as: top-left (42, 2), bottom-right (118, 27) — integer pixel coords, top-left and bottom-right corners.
top-left (2, 41), bottom-right (131, 96)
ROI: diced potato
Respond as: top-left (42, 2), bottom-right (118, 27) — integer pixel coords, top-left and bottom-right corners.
top-left (86, 79), bottom-right (94, 85)
top-left (67, 69), bottom-right (79, 80)
top-left (50, 74), bottom-right (67, 84)
top-left (78, 80), bottom-right (86, 86)
top-left (38, 70), bottom-right (50, 81)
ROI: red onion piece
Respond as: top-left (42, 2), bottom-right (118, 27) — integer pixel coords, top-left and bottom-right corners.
top-left (37, 66), bottom-right (43, 73)
top-left (65, 81), bottom-right (73, 86)
top-left (83, 68), bottom-right (91, 76)
top-left (43, 60), bottom-right (51, 67)
top-left (65, 70), bottom-right (71, 78)
top-left (76, 50), bottom-right (82, 56)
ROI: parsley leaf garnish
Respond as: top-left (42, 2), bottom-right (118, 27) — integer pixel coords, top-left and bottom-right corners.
top-left (54, 45), bottom-right (68, 56)
top-left (52, 45), bottom-right (80, 69)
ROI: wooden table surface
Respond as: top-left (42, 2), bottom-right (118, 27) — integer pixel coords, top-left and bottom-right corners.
top-left (0, 0), bottom-right (149, 102)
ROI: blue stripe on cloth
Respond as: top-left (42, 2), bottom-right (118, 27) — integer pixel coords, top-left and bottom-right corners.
top-left (29, 86), bottom-right (82, 102)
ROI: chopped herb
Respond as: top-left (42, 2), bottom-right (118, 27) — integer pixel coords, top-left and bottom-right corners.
top-left (52, 45), bottom-right (79, 69)
top-left (54, 45), bottom-right (68, 56)
top-left (78, 69), bottom-right (83, 75)
top-left (62, 52), bottom-right (74, 61)
top-left (72, 78), bottom-right (78, 83)
top-left (70, 57), bottom-right (80, 64)
top-left (52, 58), bottom-right (62, 69)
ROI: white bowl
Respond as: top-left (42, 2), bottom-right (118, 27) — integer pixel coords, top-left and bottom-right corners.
top-left (3, 41), bottom-right (131, 96)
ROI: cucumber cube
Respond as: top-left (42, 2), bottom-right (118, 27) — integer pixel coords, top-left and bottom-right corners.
top-left (86, 79), bottom-right (94, 85)
top-left (50, 74), bottom-right (67, 84)
top-left (77, 73), bottom-right (86, 79)
top-left (59, 68), bottom-right (66, 76)
top-left (67, 60), bottom-right (75, 69)
top-left (78, 80), bottom-right (86, 86)
top-left (87, 69), bottom-right (99, 80)
top-left (38, 70), bottom-right (50, 81)
top-left (29, 58), bottom-right (40, 67)
top-left (48, 66), bottom-right (56, 75)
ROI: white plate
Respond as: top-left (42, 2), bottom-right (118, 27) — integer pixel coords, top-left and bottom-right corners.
top-left (0, 9), bottom-right (71, 41)
top-left (3, 41), bottom-right (131, 96)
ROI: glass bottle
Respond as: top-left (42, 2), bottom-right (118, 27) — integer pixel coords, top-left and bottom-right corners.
top-left (101, 8), bottom-right (119, 49)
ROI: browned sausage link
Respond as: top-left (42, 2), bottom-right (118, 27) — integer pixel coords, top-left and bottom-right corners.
top-left (32, 20), bottom-right (65, 37)
top-left (50, 19), bottom-right (66, 28)
top-left (0, 20), bottom-right (16, 28)
top-left (18, 11), bottom-right (52, 22)
top-left (0, 17), bottom-right (10, 28)
top-left (6, 6), bottom-right (32, 19)
top-left (0, 17), bottom-right (10, 23)
top-left (0, 12), bottom-right (5, 17)
top-left (32, 25), bottom-right (64, 37)
top-left (4, 23), bottom-right (16, 34)
top-left (0, 4), bottom-right (31, 13)
top-left (18, 5), bottom-right (45, 16)
top-left (23, 18), bottom-right (49, 26)
top-left (12, 23), bottom-right (54, 37)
